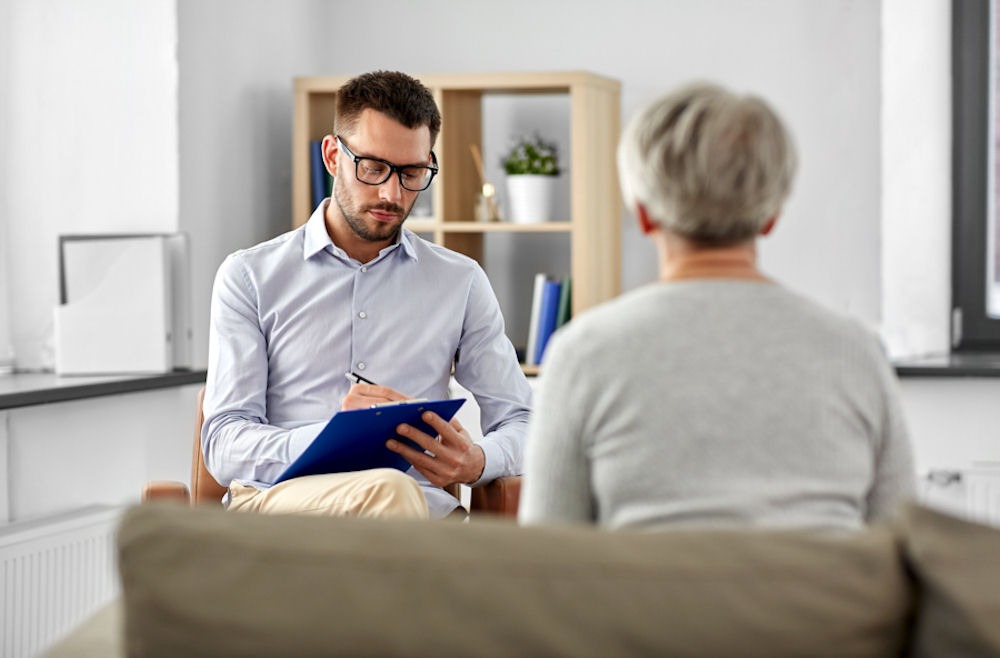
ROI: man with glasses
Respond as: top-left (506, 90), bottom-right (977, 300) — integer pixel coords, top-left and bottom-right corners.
top-left (203, 70), bottom-right (532, 519)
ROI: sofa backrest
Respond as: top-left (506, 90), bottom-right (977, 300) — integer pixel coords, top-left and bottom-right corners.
top-left (897, 504), bottom-right (1000, 657)
top-left (117, 503), bottom-right (919, 657)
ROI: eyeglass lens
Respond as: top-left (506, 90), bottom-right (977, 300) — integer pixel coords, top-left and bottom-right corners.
top-left (356, 160), bottom-right (434, 191)
top-left (338, 136), bottom-right (436, 191)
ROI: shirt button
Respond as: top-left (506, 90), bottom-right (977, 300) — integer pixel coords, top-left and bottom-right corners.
top-left (358, 311), bottom-right (367, 319)
top-left (361, 266), bottom-right (368, 273)
top-left (357, 362), bottom-right (366, 371)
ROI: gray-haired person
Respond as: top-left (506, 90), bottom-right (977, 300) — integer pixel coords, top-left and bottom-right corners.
top-left (519, 82), bottom-right (915, 531)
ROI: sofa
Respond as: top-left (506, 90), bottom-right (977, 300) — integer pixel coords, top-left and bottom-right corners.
top-left (44, 502), bottom-right (1000, 657)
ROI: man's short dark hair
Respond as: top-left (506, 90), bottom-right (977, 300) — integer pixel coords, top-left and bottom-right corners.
top-left (334, 71), bottom-right (442, 146)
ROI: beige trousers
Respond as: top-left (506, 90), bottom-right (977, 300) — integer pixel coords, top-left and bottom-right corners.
top-left (228, 468), bottom-right (429, 519)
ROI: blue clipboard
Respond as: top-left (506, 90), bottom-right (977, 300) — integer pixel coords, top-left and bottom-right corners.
top-left (273, 398), bottom-right (466, 484)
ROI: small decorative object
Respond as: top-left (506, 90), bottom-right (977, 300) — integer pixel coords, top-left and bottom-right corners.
top-left (502, 135), bottom-right (561, 224)
top-left (470, 144), bottom-right (502, 221)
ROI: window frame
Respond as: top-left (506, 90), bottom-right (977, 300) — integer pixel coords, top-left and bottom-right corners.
top-left (952, 0), bottom-right (1000, 350)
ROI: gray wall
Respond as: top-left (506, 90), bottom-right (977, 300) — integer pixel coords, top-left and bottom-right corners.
top-left (3, 2), bottom-right (996, 494)
top-left (178, 0), bottom-right (331, 371)
top-left (0, 0), bottom-right (950, 369)
top-left (178, 0), bottom-right (890, 367)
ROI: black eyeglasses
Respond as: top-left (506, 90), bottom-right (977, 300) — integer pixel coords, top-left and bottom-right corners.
top-left (335, 135), bottom-right (438, 192)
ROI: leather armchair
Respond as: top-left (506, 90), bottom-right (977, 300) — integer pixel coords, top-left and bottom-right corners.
top-left (143, 387), bottom-right (521, 517)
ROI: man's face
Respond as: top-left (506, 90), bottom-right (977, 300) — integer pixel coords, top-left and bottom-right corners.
top-left (331, 109), bottom-right (433, 245)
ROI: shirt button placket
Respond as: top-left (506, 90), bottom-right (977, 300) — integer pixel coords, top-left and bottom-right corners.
top-left (354, 265), bottom-right (370, 376)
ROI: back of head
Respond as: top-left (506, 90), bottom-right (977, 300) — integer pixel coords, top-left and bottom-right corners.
top-left (617, 83), bottom-right (797, 244)
top-left (335, 70), bottom-right (442, 145)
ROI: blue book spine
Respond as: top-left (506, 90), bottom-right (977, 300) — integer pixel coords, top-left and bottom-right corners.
top-left (310, 140), bottom-right (326, 210)
top-left (524, 273), bottom-right (547, 366)
top-left (534, 277), bottom-right (562, 364)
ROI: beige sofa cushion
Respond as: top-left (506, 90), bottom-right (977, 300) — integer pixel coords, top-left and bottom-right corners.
top-left (42, 599), bottom-right (123, 658)
top-left (901, 504), bottom-right (1000, 657)
top-left (118, 504), bottom-right (911, 658)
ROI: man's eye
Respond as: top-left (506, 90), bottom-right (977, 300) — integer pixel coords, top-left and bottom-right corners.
top-left (400, 167), bottom-right (425, 182)
top-left (361, 162), bottom-right (387, 177)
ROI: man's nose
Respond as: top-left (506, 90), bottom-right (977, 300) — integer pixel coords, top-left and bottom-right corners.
top-left (378, 173), bottom-right (403, 202)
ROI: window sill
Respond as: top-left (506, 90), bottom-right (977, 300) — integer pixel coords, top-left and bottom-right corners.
top-left (893, 352), bottom-right (1000, 378)
top-left (0, 369), bottom-right (207, 410)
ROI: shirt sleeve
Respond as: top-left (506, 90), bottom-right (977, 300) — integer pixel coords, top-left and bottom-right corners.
top-left (865, 348), bottom-right (917, 522)
top-left (517, 328), bottom-right (595, 525)
top-left (202, 253), bottom-right (320, 487)
top-left (452, 266), bottom-right (533, 485)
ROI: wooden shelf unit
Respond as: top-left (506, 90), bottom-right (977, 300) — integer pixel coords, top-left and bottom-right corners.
top-left (292, 70), bottom-right (621, 325)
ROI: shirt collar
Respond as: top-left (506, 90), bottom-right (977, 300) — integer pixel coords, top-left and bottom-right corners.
top-left (302, 199), bottom-right (419, 263)
top-left (303, 201), bottom-right (333, 259)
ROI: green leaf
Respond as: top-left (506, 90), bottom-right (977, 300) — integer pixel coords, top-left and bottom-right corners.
top-left (501, 134), bottom-right (560, 176)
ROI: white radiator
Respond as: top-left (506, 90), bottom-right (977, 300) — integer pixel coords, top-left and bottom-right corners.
top-left (0, 505), bottom-right (121, 658)
top-left (920, 465), bottom-right (1000, 527)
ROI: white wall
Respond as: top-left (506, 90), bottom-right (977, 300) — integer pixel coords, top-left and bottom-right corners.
top-left (0, 0), bottom-right (14, 372)
top-left (177, 0), bottom-right (893, 367)
top-left (0, 0), bottom-right (191, 525)
top-left (900, 378), bottom-right (1000, 474)
top-left (0, 1), bottom-right (995, 506)
top-left (2, 0), bottom-right (178, 371)
top-left (5, 385), bottom-right (201, 522)
top-left (172, 0), bottom-right (995, 478)
top-left (882, 0), bottom-right (952, 359)
top-left (2, 0), bottom-right (951, 367)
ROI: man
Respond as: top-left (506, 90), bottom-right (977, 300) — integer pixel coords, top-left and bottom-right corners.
top-left (519, 82), bottom-right (915, 530)
top-left (203, 70), bottom-right (532, 519)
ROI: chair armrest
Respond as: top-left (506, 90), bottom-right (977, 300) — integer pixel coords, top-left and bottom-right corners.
top-left (142, 481), bottom-right (191, 504)
top-left (470, 475), bottom-right (521, 518)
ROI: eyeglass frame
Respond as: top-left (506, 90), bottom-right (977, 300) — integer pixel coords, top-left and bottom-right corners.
top-left (334, 135), bottom-right (439, 192)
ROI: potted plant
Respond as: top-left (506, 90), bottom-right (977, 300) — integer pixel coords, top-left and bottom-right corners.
top-left (502, 135), bottom-right (561, 224)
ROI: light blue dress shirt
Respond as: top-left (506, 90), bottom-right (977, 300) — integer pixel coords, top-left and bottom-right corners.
top-left (203, 201), bottom-right (533, 517)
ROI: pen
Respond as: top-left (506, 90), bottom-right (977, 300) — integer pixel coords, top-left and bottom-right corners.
top-left (345, 371), bottom-right (377, 386)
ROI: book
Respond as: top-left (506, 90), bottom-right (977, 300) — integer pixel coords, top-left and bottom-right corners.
top-left (534, 276), bottom-right (562, 364)
top-left (273, 398), bottom-right (466, 484)
top-left (310, 140), bottom-right (327, 210)
top-left (556, 275), bottom-right (572, 329)
top-left (524, 273), bottom-right (547, 366)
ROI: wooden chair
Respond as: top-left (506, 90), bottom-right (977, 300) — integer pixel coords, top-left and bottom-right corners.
top-left (143, 387), bottom-right (521, 517)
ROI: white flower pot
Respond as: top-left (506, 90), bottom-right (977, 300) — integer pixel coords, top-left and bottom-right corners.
top-left (506, 175), bottom-right (558, 224)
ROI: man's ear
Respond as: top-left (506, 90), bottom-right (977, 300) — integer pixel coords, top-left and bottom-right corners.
top-left (760, 214), bottom-right (779, 236)
top-left (321, 134), bottom-right (339, 178)
top-left (636, 204), bottom-right (658, 235)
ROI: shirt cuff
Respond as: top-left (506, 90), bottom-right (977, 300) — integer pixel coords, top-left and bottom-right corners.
top-left (470, 440), bottom-right (505, 487)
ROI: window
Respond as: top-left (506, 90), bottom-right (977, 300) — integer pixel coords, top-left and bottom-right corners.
top-left (953, 0), bottom-right (1000, 349)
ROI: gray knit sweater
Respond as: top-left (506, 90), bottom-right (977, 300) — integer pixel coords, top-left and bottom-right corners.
top-left (519, 280), bottom-right (915, 531)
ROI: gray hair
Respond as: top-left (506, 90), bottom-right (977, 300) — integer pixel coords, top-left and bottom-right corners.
top-left (617, 83), bottom-right (797, 244)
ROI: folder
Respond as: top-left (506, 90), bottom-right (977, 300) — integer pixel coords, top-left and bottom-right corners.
top-left (273, 398), bottom-right (466, 484)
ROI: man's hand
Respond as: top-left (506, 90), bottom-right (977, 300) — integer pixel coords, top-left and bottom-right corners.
top-left (341, 381), bottom-right (409, 410)
top-left (386, 412), bottom-right (486, 488)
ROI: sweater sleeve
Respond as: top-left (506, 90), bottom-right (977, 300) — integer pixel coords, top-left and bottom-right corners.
top-left (518, 328), bottom-right (596, 525)
top-left (864, 344), bottom-right (917, 522)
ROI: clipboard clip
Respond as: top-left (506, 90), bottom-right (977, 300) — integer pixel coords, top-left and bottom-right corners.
top-left (371, 398), bottom-right (429, 408)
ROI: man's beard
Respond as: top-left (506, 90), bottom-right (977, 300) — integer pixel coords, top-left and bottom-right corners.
top-left (333, 177), bottom-right (413, 243)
